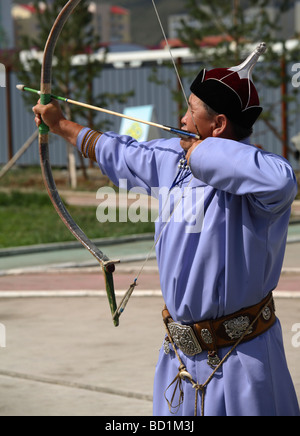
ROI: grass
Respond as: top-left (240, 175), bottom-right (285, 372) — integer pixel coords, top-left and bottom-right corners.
top-left (0, 166), bottom-right (110, 192)
top-left (0, 191), bottom-right (155, 249)
top-left (0, 165), bottom-right (298, 249)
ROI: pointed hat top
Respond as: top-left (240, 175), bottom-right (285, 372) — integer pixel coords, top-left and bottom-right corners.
top-left (190, 43), bottom-right (267, 129)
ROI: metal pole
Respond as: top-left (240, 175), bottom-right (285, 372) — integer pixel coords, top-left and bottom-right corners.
top-left (6, 66), bottom-right (13, 160)
top-left (0, 130), bottom-right (39, 180)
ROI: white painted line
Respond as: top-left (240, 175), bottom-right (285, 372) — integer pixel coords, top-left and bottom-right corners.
top-left (0, 290), bottom-right (299, 299)
top-left (273, 291), bottom-right (300, 299)
top-left (0, 290), bottom-right (163, 298)
top-left (281, 268), bottom-right (300, 274)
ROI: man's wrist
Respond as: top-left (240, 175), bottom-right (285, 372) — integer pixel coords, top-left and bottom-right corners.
top-left (52, 119), bottom-right (83, 146)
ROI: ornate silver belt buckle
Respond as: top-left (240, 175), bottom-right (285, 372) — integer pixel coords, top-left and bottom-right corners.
top-left (168, 322), bottom-right (202, 356)
top-left (223, 315), bottom-right (253, 340)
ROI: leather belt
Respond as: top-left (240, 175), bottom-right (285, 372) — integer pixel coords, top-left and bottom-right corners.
top-left (162, 292), bottom-right (276, 357)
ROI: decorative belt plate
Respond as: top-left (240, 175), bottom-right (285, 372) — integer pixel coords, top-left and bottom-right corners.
top-left (168, 322), bottom-right (202, 356)
top-left (223, 316), bottom-right (253, 340)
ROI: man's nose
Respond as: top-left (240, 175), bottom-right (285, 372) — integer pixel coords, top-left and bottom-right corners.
top-left (181, 112), bottom-right (188, 126)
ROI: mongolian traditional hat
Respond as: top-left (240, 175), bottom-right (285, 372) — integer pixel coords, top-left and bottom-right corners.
top-left (190, 43), bottom-right (267, 129)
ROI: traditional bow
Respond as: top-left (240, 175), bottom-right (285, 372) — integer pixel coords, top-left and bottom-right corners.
top-left (39, 0), bottom-right (120, 326)
top-left (38, 1), bottom-right (193, 327)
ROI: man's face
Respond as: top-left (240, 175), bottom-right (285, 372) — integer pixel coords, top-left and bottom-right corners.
top-left (180, 94), bottom-right (215, 151)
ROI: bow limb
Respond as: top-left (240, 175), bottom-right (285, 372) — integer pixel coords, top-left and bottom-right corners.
top-left (39, 0), bottom-right (119, 326)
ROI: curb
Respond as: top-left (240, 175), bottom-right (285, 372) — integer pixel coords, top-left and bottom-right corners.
top-left (0, 233), bottom-right (155, 258)
top-left (0, 232), bottom-right (299, 258)
top-left (0, 254), bottom-right (158, 277)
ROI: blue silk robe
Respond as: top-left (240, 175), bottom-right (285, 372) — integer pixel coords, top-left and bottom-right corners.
top-left (77, 129), bottom-right (299, 416)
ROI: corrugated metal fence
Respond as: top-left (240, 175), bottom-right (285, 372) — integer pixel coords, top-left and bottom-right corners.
top-left (0, 60), bottom-right (299, 168)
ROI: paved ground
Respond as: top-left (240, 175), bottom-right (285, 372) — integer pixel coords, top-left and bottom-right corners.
top-left (0, 296), bottom-right (163, 416)
top-left (0, 295), bottom-right (299, 417)
top-left (0, 198), bottom-right (299, 416)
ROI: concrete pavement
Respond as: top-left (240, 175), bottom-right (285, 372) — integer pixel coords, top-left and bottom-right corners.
top-left (0, 234), bottom-right (299, 416)
top-left (0, 296), bottom-right (163, 416)
top-left (0, 296), bottom-right (299, 416)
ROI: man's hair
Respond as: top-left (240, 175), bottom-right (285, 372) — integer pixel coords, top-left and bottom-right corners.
top-left (203, 103), bottom-right (253, 141)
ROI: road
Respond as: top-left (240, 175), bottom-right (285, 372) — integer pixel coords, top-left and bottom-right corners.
top-left (0, 233), bottom-right (299, 416)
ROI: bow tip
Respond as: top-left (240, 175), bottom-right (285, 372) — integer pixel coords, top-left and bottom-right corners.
top-left (113, 316), bottom-right (120, 327)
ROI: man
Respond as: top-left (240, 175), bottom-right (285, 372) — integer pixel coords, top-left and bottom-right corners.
top-left (33, 46), bottom-right (300, 416)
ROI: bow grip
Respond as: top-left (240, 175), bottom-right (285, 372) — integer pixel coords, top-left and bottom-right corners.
top-left (39, 93), bottom-right (51, 135)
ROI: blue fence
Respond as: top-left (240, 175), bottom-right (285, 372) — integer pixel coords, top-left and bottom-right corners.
top-left (0, 60), bottom-right (299, 168)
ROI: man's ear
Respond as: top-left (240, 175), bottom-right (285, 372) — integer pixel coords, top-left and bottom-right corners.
top-left (212, 114), bottom-right (228, 137)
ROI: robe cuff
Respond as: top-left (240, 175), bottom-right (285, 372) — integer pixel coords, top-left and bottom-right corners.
top-left (76, 127), bottom-right (103, 162)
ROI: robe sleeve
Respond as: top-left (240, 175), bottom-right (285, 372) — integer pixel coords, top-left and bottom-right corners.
top-left (76, 128), bottom-right (179, 194)
top-left (189, 137), bottom-right (298, 215)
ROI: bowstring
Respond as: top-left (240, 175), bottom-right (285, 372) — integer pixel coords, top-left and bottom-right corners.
top-left (115, 1), bottom-right (201, 319)
top-left (151, 0), bottom-right (201, 138)
top-left (114, 173), bottom-right (195, 321)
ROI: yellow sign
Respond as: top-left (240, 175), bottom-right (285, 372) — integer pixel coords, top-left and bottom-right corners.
top-left (120, 105), bottom-right (157, 141)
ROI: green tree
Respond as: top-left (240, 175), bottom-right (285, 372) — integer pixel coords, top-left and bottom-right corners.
top-left (18, 0), bottom-right (133, 129)
top-left (179, 0), bottom-right (294, 62)
top-left (17, 0), bottom-right (133, 184)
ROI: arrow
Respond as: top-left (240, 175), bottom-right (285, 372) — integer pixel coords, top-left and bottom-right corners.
top-left (17, 84), bottom-right (201, 140)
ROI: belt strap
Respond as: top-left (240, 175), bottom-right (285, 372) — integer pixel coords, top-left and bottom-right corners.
top-left (163, 292), bottom-right (276, 353)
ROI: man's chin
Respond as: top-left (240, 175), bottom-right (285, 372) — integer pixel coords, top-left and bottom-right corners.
top-left (180, 137), bottom-right (195, 151)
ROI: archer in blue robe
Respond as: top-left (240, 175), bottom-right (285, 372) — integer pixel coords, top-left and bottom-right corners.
top-left (77, 128), bottom-right (300, 416)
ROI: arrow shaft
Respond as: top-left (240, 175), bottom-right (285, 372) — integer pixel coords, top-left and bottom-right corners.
top-left (18, 85), bottom-right (200, 140)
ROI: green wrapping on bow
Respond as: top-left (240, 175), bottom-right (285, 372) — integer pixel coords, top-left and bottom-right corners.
top-left (39, 93), bottom-right (51, 135)
top-left (103, 264), bottom-right (119, 327)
